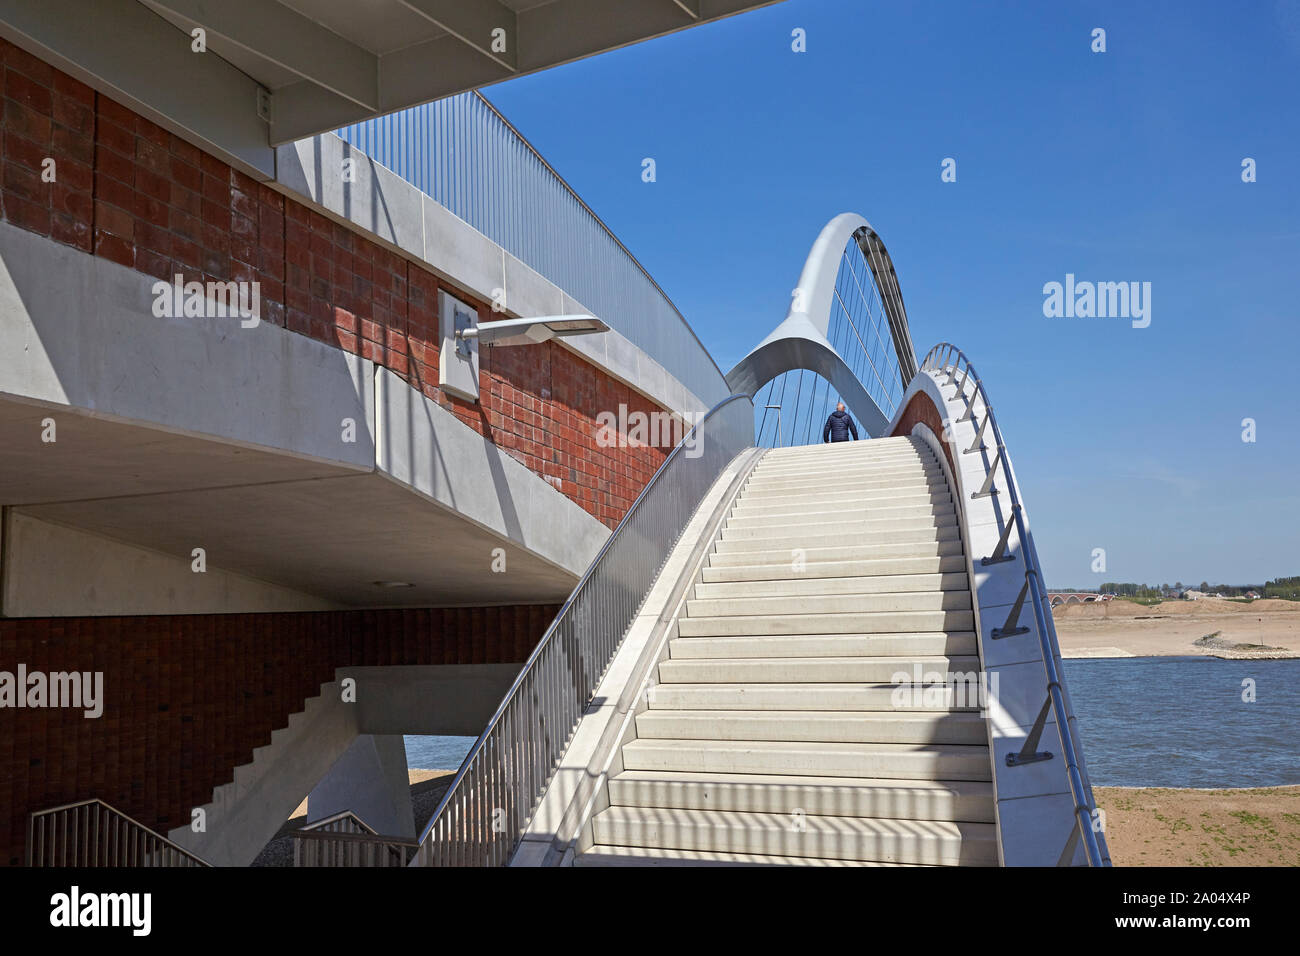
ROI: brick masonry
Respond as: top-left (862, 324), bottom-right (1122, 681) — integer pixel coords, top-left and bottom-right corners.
top-left (0, 605), bottom-right (557, 866)
top-left (890, 389), bottom-right (956, 476)
top-left (0, 37), bottom-right (668, 530)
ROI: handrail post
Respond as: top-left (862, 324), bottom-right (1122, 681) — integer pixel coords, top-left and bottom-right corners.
top-left (981, 503), bottom-right (1020, 565)
top-left (992, 576), bottom-right (1031, 637)
top-left (922, 342), bottom-right (1109, 866)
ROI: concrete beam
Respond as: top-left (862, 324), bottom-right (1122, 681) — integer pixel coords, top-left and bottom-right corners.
top-left (0, 0), bottom-right (275, 179)
top-left (0, 220), bottom-right (601, 607)
top-left (1, 512), bottom-right (341, 616)
top-left (307, 735), bottom-right (416, 839)
top-left (141, 0), bottom-right (379, 110)
top-left (397, 0), bottom-right (519, 72)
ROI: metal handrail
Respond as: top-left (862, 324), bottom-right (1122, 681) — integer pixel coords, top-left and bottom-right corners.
top-left (415, 393), bottom-right (756, 865)
top-left (27, 798), bottom-right (210, 867)
top-left (292, 813), bottom-right (417, 867)
top-left (298, 809), bottom-right (378, 835)
top-left (919, 343), bottom-right (1111, 867)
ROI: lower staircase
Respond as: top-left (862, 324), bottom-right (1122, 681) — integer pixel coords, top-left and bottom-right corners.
top-left (574, 435), bottom-right (999, 866)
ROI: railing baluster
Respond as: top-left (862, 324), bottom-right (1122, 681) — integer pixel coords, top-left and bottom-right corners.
top-left (981, 503), bottom-right (1021, 566)
top-left (965, 410), bottom-right (990, 454)
top-left (924, 343), bottom-right (1108, 866)
top-left (972, 447), bottom-right (1002, 498)
top-left (992, 576), bottom-right (1031, 637)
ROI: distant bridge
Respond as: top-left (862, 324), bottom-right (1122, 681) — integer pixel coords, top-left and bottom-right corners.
top-left (1046, 592), bottom-right (1113, 606)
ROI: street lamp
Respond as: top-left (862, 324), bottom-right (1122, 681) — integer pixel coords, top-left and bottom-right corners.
top-left (438, 288), bottom-right (609, 402)
top-left (454, 314), bottom-right (609, 355)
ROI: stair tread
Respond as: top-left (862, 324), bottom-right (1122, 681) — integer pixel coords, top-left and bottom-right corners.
top-left (575, 845), bottom-right (910, 866)
top-left (611, 768), bottom-right (993, 793)
top-left (624, 738), bottom-right (989, 756)
top-left (592, 805), bottom-right (997, 839)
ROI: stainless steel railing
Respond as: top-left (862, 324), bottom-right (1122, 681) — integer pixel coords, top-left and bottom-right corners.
top-left (920, 343), bottom-right (1111, 867)
top-left (27, 799), bottom-right (209, 867)
top-left (292, 811), bottom-right (416, 867)
top-left (415, 394), bottom-right (756, 866)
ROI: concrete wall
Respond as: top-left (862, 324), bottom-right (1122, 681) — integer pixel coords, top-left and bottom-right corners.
top-left (2, 511), bottom-right (340, 616)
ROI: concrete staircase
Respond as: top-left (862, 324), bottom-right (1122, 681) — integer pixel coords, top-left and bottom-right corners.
top-left (575, 436), bottom-right (998, 866)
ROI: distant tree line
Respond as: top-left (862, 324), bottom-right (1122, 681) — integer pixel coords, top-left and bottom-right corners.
top-left (1097, 578), bottom-right (1300, 600)
top-left (1264, 576), bottom-right (1300, 601)
top-left (1099, 583), bottom-right (1162, 598)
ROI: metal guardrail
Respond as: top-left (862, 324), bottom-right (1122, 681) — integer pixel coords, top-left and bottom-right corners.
top-left (920, 343), bottom-right (1111, 867)
top-left (415, 393), bottom-right (756, 866)
top-left (292, 811), bottom-right (416, 867)
top-left (27, 799), bottom-right (209, 867)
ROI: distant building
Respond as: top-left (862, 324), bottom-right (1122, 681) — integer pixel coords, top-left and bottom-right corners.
top-left (1184, 589), bottom-right (1205, 601)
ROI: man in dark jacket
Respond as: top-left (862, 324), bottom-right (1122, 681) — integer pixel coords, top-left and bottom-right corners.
top-left (823, 402), bottom-right (859, 443)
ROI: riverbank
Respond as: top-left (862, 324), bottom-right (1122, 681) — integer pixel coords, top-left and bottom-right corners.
top-left (1094, 785), bottom-right (1300, 866)
top-left (1054, 597), bottom-right (1300, 659)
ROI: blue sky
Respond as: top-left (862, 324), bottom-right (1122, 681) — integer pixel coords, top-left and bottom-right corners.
top-left (485, 0), bottom-right (1300, 587)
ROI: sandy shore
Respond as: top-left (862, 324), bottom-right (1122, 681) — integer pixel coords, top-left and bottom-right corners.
top-left (1053, 597), bottom-right (1300, 659)
top-left (1095, 785), bottom-right (1300, 866)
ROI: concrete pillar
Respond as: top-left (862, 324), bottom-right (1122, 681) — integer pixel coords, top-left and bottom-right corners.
top-left (308, 735), bottom-right (415, 839)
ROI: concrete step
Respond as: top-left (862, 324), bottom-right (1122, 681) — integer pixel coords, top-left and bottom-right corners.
top-left (740, 476), bottom-right (946, 502)
top-left (574, 844), bottom-right (896, 866)
top-left (761, 442), bottom-right (928, 459)
top-left (693, 572), bottom-right (970, 599)
top-left (588, 806), bottom-right (997, 865)
top-left (713, 525), bottom-right (962, 554)
top-left (648, 682), bottom-right (981, 712)
top-left (730, 490), bottom-right (953, 519)
top-left (737, 480), bottom-right (943, 504)
top-left (700, 555), bottom-right (968, 583)
top-left (685, 589), bottom-right (972, 617)
top-left (745, 463), bottom-right (941, 488)
top-left (750, 463), bottom-right (938, 486)
top-left (635, 709), bottom-right (989, 746)
top-left (707, 539), bottom-right (965, 568)
top-left (607, 769), bottom-right (996, 822)
top-left (658, 655), bottom-right (981, 684)
top-left (677, 608), bottom-right (976, 637)
top-left (721, 513), bottom-right (958, 541)
top-left (725, 500), bottom-right (956, 527)
top-left (621, 739), bottom-right (993, 782)
top-left (668, 631), bottom-right (978, 659)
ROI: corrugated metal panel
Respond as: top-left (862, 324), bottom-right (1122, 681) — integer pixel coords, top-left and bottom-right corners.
top-left (336, 94), bottom-right (730, 407)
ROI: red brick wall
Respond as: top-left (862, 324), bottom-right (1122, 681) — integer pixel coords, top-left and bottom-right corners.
top-left (0, 38), bottom-right (667, 529)
top-left (0, 604), bottom-right (557, 866)
top-left (890, 388), bottom-right (956, 476)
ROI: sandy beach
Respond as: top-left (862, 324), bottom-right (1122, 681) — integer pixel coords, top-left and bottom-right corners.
top-left (1095, 786), bottom-right (1300, 866)
top-left (1053, 597), bottom-right (1300, 659)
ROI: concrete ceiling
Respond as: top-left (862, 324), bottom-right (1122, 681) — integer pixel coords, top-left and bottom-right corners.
top-left (0, 0), bottom-right (784, 179)
top-left (0, 395), bottom-right (579, 608)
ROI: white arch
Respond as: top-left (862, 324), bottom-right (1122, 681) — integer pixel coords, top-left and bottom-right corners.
top-left (725, 213), bottom-right (919, 437)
